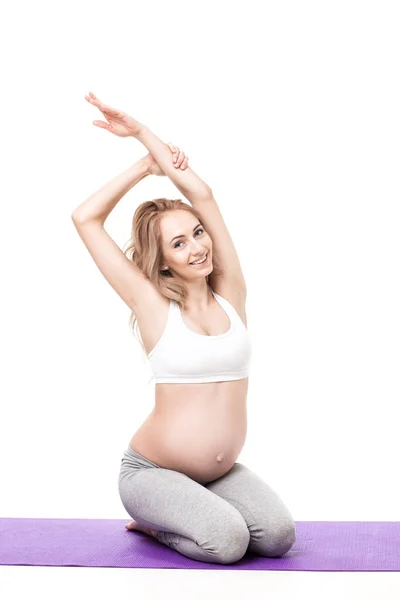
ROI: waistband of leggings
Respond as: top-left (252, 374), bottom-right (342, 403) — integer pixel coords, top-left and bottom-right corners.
top-left (124, 445), bottom-right (161, 468)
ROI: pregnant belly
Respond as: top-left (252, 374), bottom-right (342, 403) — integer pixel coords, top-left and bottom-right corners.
top-left (131, 383), bottom-right (248, 484)
top-left (155, 414), bottom-right (247, 484)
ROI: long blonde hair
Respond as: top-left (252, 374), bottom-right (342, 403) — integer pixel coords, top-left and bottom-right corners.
top-left (122, 197), bottom-right (222, 354)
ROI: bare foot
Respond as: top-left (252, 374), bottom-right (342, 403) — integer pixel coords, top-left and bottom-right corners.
top-left (125, 519), bottom-right (157, 538)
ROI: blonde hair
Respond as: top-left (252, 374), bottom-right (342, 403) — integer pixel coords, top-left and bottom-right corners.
top-left (122, 198), bottom-right (222, 355)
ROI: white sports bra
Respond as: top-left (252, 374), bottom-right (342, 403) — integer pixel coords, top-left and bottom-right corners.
top-left (142, 288), bottom-right (252, 384)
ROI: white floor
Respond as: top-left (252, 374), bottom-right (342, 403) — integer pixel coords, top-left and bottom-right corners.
top-left (1, 568), bottom-right (399, 600)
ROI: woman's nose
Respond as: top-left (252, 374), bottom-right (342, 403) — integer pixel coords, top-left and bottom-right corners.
top-left (191, 240), bottom-right (205, 251)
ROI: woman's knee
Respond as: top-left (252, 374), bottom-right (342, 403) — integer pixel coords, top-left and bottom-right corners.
top-left (208, 519), bottom-right (250, 564)
top-left (260, 518), bottom-right (296, 557)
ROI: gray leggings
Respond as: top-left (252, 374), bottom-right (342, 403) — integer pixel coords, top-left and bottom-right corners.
top-left (118, 445), bottom-right (296, 564)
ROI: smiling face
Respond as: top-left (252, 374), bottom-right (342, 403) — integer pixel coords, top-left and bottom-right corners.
top-left (159, 210), bottom-right (213, 280)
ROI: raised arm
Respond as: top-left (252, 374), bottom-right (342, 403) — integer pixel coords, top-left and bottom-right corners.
top-left (71, 159), bottom-right (149, 225)
top-left (80, 91), bottom-right (246, 306)
top-left (135, 126), bottom-right (211, 203)
top-left (84, 91), bottom-right (211, 204)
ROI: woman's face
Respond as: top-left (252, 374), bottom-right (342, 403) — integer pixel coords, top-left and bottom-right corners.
top-left (160, 210), bottom-right (213, 279)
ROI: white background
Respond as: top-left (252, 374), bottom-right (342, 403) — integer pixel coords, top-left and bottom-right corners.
top-left (1, 0), bottom-right (399, 597)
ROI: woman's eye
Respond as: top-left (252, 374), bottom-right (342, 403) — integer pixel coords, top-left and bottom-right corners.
top-left (174, 228), bottom-right (204, 248)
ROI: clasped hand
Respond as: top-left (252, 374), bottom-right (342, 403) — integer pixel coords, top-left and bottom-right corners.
top-left (84, 90), bottom-right (189, 176)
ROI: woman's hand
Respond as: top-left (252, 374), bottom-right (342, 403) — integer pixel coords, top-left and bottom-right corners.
top-left (85, 90), bottom-right (189, 175)
top-left (142, 144), bottom-right (189, 176)
top-left (84, 91), bottom-right (145, 138)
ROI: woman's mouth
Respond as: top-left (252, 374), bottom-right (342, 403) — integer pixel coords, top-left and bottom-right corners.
top-left (190, 252), bottom-right (209, 266)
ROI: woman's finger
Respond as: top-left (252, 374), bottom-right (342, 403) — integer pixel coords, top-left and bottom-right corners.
top-left (175, 151), bottom-right (185, 167)
top-left (170, 144), bottom-right (178, 157)
top-left (180, 156), bottom-right (189, 169)
top-left (85, 92), bottom-right (121, 118)
top-left (85, 93), bottom-right (103, 110)
top-left (179, 151), bottom-right (187, 167)
top-left (93, 120), bottom-right (110, 130)
top-left (88, 91), bottom-right (107, 110)
top-left (175, 150), bottom-right (183, 166)
top-left (101, 106), bottom-right (120, 116)
top-left (167, 143), bottom-right (178, 162)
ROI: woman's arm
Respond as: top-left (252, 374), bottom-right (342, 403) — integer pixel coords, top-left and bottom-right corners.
top-left (84, 92), bottom-right (210, 203)
top-left (136, 126), bottom-right (211, 203)
top-left (71, 160), bottom-right (149, 225)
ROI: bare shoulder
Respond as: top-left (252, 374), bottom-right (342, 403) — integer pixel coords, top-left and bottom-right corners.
top-left (209, 275), bottom-right (248, 328)
top-left (131, 278), bottom-right (170, 356)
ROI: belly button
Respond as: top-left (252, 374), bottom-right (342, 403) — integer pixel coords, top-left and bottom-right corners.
top-left (216, 453), bottom-right (224, 463)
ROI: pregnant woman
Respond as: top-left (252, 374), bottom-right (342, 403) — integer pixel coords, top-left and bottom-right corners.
top-left (71, 91), bottom-right (296, 564)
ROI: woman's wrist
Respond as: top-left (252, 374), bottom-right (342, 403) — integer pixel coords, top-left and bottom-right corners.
top-left (137, 156), bottom-right (151, 176)
top-left (134, 123), bottom-right (148, 139)
top-left (132, 123), bottom-right (148, 140)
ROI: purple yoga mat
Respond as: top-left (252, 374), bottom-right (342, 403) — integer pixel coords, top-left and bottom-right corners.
top-left (0, 518), bottom-right (399, 570)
